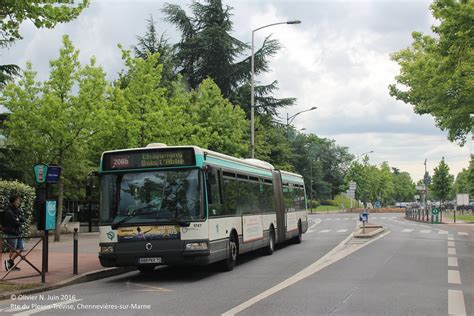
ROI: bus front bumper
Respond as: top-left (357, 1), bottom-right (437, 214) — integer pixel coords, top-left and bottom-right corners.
top-left (98, 239), bottom-right (212, 267)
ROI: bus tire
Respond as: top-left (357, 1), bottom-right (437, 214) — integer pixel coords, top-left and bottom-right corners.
top-left (263, 227), bottom-right (275, 255)
top-left (220, 233), bottom-right (238, 271)
top-left (138, 266), bottom-right (155, 274)
top-left (294, 221), bottom-right (303, 244)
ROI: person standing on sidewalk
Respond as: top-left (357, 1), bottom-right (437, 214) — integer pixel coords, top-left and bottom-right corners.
top-left (2, 194), bottom-right (25, 271)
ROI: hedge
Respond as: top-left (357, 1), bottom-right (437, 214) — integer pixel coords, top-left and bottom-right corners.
top-left (0, 180), bottom-right (36, 252)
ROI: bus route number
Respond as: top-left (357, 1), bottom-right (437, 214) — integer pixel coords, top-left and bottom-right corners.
top-left (112, 157), bottom-right (130, 169)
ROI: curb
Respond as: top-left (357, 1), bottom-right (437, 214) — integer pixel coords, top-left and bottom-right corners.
top-left (354, 227), bottom-right (385, 238)
top-left (0, 266), bottom-right (136, 301)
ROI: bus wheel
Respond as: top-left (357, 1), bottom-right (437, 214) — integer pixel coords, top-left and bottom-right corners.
top-left (294, 221), bottom-right (303, 244)
top-left (138, 266), bottom-right (155, 274)
top-left (220, 234), bottom-right (238, 271)
top-left (263, 227), bottom-right (275, 255)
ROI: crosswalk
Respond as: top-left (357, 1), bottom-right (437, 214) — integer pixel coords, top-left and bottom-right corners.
top-left (317, 216), bottom-right (401, 221)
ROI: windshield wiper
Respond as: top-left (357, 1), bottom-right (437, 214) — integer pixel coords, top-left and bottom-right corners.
top-left (111, 208), bottom-right (157, 229)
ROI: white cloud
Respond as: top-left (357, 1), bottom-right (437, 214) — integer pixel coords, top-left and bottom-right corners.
top-left (1, 0), bottom-right (469, 181)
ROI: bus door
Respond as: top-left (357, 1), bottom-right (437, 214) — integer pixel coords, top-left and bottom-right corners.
top-left (272, 170), bottom-right (286, 243)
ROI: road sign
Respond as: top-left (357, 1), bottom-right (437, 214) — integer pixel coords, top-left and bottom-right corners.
top-left (45, 200), bottom-right (57, 230)
top-left (33, 163), bottom-right (48, 184)
top-left (456, 194), bottom-right (469, 206)
top-left (374, 201), bottom-right (381, 208)
top-left (359, 212), bottom-right (368, 222)
top-left (415, 185), bottom-right (425, 191)
top-left (431, 207), bottom-right (439, 215)
top-left (349, 181), bottom-right (357, 191)
top-left (414, 195), bottom-right (420, 199)
top-left (346, 189), bottom-right (355, 199)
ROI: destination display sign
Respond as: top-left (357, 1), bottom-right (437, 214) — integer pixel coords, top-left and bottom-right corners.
top-left (102, 148), bottom-right (196, 170)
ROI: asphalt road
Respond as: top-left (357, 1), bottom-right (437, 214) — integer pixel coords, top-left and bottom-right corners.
top-left (1, 213), bottom-right (472, 316)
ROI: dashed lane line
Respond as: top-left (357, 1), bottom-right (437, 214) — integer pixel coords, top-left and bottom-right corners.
top-left (420, 229), bottom-right (432, 234)
top-left (448, 270), bottom-right (461, 284)
top-left (319, 229), bottom-right (332, 233)
top-left (448, 257), bottom-right (458, 267)
top-left (457, 232), bottom-right (468, 236)
top-left (448, 241), bottom-right (455, 247)
top-left (402, 229), bottom-right (414, 233)
top-left (448, 248), bottom-right (457, 255)
top-left (448, 290), bottom-right (466, 316)
top-left (336, 229), bottom-right (348, 233)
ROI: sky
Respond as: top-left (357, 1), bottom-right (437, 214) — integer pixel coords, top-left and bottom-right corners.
top-left (0, 0), bottom-right (472, 181)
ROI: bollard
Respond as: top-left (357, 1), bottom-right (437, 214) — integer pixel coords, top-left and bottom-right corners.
top-left (73, 228), bottom-right (78, 275)
top-left (41, 232), bottom-right (48, 283)
top-left (44, 230), bottom-right (49, 272)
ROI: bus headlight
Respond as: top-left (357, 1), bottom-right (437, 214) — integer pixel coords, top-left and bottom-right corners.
top-left (185, 242), bottom-right (208, 250)
top-left (100, 245), bottom-right (114, 253)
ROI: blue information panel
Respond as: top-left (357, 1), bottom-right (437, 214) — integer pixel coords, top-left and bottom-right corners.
top-left (45, 200), bottom-right (57, 230)
top-left (46, 166), bottom-right (61, 184)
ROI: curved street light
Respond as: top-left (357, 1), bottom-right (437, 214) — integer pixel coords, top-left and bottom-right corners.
top-left (250, 20), bottom-right (302, 158)
top-left (286, 106), bottom-right (317, 139)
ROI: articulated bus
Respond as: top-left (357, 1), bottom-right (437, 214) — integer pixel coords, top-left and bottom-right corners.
top-left (98, 144), bottom-right (308, 272)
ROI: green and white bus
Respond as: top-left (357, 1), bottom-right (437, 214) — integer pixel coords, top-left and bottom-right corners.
top-left (98, 144), bottom-right (308, 272)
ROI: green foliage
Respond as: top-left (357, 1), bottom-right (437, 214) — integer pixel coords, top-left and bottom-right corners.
top-left (389, 0), bottom-right (474, 144)
top-left (0, 0), bottom-right (89, 88)
top-left (431, 157), bottom-right (454, 202)
top-left (2, 35), bottom-right (112, 240)
top-left (0, 180), bottom-right (35, 242)
top-left (0, 0), bottom-right (89, 46)
top-left (469, 155), bottom-right (474, 196)
top-left (162, 0), bottom-right (295, 118)
top-left (346, 159), bottom-right (416, 204)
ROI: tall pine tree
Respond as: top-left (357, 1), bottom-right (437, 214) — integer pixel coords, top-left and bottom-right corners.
top-left (431, 157), bottom-right (454, 203)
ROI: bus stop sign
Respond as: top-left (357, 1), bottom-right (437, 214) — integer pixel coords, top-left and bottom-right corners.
top-left (432, 208), bottom-right (439, 215)
top-left (33, 163), bottom-right (48, 184)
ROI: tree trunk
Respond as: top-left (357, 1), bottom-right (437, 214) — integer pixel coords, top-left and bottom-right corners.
top-left (54, 162), bottom-right (65, 242)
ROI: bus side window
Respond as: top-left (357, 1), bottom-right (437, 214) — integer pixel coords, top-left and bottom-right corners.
top-left (207, 167), bottom-right (223, 216)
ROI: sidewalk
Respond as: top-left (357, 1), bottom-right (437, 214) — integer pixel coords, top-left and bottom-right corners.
top-left (0, 232), bottom-right (131, 298)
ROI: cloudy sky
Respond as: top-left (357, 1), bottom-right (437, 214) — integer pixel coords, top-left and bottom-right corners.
top-left (1, 0), bottom-right (471, 181)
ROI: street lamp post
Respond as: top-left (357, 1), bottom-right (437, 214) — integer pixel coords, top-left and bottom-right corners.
top-left (286, 106), bottom-right (317, 139)
top-left (250, 20), bottom-right (301, 158)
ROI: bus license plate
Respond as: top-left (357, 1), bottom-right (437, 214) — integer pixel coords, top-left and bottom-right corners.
top-left (138, 257), bottom-right (162, 264)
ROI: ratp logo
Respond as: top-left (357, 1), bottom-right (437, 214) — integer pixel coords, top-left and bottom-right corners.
top-left (106, 231), bottom-right (115, 241)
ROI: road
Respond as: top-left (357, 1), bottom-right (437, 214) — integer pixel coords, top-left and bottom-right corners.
top-left (1, 213), bottom-right (472, 316)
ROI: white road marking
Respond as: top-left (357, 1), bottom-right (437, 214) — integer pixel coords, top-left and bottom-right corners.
top-left (438, 230), bottom-right (448, 234)
top-left (337, 229), bottom-right (348, 233)
top-left (222, 231), bottom-right (391, 316)
top-left (319, 229), bottom-right (332, 233)
top-left (402, 229), bottom-right (414, 233)
top-left (448, 241), bottom-right (455, 247)
top-left (448, 270), bottom-right (461, 284)
top-left (448, 290), bottom-right (466, 316)
top-left (371, 217), bottom-right (378, 219)
top-left (448, 236), bottom-right (454, 241)
top-left (334, 218), bottom-right (341, 221)
top-left (448, 248), bottom-right (456, 255)
top-left (381, 217), bottom-right (387, 219)
top-left (127, 281), bottom-right (172, 292)
top-left (13, 299), bottom-right (82, 316)
top-left (326, 218), bottom-right (332, 221)
top-left (343, 218), bottom-right (349, 220)
top-left (420, 229), bottom-right (432, 234)
top-left (308, 220), bottom-right (322, 230)
top-left (448, 257), bottom-right (458, 267)
top-left (458, 232), bottom-right (468, 236)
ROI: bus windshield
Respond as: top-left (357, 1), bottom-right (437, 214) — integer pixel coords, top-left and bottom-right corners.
top-left (100, 169), bottom-right (204, 225)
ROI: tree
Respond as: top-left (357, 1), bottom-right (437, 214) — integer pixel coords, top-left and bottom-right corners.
top-left (392, 171), bottom-right (416, 202)
top-left (453, 167), bottom-right (470, 194)
top-left (389, 0), bottom-right (473, 144)
top-left (0, 0), bottom-right (89, 87)
top-left (431, 157), bottom-right (454, 203)
top-left (162, 0), bottom-right (295, 117)
top-left (131, 15), bottom-right (176, 91)
top-left (2, 35), bottom-right (112, 241)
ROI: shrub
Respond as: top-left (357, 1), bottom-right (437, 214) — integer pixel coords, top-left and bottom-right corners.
top-left (0, 180), bottom-right (36, 252)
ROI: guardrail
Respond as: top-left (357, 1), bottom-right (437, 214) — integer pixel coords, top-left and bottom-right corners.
top-left (1, 235), bottom-right (46, 283)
